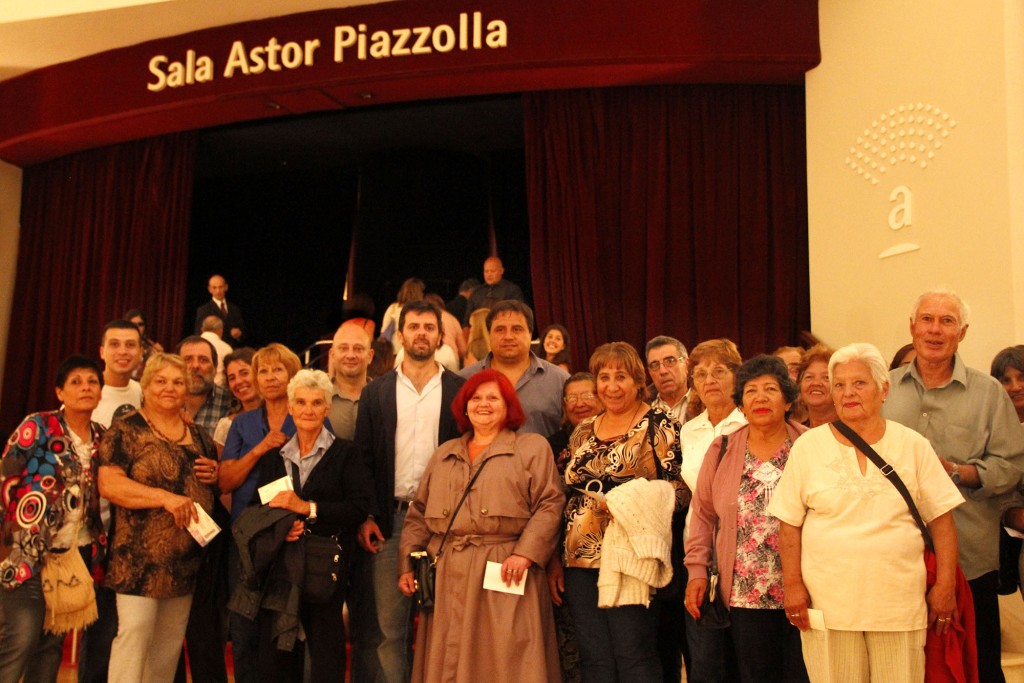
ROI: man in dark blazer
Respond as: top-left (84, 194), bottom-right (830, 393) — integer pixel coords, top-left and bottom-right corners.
top-left (352, 299), bottom-right (465, 683)
top-left (194, 274), bottom-right (246, 345)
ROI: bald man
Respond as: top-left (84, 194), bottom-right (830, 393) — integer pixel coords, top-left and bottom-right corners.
top-left (328, 322), bottom-right (374, 440)
top-left (463, 256), bottom-right (525, 324)
top-left (194, 274), bottom-right (246, 345)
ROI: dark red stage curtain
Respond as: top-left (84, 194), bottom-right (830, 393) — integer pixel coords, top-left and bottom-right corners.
top-left (524, 85), bottom-right (810, 367)
top-left (1, 133), bottom-right (196, 433)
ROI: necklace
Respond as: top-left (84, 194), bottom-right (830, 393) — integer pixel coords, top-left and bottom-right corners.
top-left (598, 401), bottom-right (646, 438)
top-left (142, 410), bottom-right (188, 443)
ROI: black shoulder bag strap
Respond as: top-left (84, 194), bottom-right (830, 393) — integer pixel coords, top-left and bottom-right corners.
top-left (708, 434), bottom-right (729, 574)
top-left (433, 455), bottom-right (493, 566)
top-left (654, 424), bottom-right (728, 572)
top-left (832, 419), bottom-right (934, 551)
top-left (647, 411), bottom-right (715, 480)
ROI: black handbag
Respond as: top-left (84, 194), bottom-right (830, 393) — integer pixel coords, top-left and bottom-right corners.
top-left (696, 434), bottom-right (731, 629)
top-left (408, 456), bottom-right (493, 610)
top-left (288, 463), bottom-right (342, 604)
top-left (302, 533), bottom-right (342, 604)
top-left (408, 549), bottom-right (435, 609)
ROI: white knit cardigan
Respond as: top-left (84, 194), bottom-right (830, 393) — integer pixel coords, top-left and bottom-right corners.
top-left (596, 477), bottom-right (675, 608)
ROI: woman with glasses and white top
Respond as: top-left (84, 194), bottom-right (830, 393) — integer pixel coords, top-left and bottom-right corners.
top-left (678, 338), bottom-right (747, 683)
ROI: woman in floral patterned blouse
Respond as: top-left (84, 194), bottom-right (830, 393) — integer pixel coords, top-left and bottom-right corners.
top-left (683, 355), bottom-right (809, 683)
top-left (0, 355), bottom-right (107, 683)
top-left (557, 342), bottom-right (687, 681)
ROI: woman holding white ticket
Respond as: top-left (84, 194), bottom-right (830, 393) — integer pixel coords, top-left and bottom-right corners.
top-left (97, 353), bottom-right (219, 683)
top-left (398, 369), bottom-right (565, 683)
top-left (768, 343), bottom-right (964, 683)
top-left (250, 368), bottom-right (373, 682)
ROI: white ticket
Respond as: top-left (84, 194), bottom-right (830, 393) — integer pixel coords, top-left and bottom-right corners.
top-left (258, 475), bottom-right (294, 505)
top-left (187, 502), bottom-right (221, 547)
top-left (483, 560), bottom-right (526, 596)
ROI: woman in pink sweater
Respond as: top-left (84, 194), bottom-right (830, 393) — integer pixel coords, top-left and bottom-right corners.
top-left (684, 355), bottom-right (809, 683)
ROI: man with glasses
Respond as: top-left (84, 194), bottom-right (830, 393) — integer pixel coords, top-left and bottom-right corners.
top-left (644, 334), bottom-right (694, 683)
top-left (645, 335), bottom-right (690, 424)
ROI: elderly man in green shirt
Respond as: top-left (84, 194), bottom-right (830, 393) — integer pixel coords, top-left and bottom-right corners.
top-left (883, 289), bottom-right (1024, 683)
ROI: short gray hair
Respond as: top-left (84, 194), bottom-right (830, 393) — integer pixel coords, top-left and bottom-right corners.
top-left (201, 315), bottom-right (224, 333)
top-left (287, 368), bottom-right (335, 404)
top-left (911, 288), bottom-right (970, 329)
top-left (828, 343), bottom-right (890, 393)
top-left (645, 335), bottom-right (688, 358)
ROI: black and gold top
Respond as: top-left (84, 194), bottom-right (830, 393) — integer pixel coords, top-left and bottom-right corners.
top-left (562, 408), bottom-right (687, 568)
top-left (98, 411), bottom-right (216, 598)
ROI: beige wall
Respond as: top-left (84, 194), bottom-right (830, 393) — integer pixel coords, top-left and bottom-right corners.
top-left (807, 0), bottom-right (1024, 369)
top-left (0, 160), bottom-right (21, 409)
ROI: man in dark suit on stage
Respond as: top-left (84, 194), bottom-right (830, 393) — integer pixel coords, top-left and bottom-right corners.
top-left (352, 299), bottom-right (465, 683)
top-left (193, 274), bottom-right (245, 345)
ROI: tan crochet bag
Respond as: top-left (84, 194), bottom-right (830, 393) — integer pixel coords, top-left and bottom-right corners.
top-left (40, 539), bottom-right (97, 634)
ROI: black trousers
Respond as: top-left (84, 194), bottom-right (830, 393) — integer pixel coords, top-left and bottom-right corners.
top-left (968, 571), bottom-right (1006, 683)
top-left (729, 607), bottom-right (808, 683)
top-left (654, 588), bottom-right (690, 682)
top-left (258, 585), bottom-right (347, 683)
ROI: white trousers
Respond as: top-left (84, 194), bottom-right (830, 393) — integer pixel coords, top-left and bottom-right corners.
top-left (108, 592), bottom-right (193, 683)
top-left (800, 628), bottom-right (926, 683)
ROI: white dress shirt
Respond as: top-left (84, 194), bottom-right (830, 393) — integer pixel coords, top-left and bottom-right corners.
top-left (393, 363), bottom-right (444, 501)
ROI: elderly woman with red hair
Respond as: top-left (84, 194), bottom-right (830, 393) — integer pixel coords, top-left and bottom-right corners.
top-left (399, 369), bottom-right (565, 683)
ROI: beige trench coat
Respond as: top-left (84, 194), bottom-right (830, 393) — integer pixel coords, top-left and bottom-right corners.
top-left (399, 429), bottom-right (565, 683)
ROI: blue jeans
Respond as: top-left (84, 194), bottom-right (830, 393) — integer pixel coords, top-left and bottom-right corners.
top-left (346, 548), bottom-right (382, 683)
top-left (372, 507), bottom-right (415, 683)
top-left (0, 574), bottom-right (67, 683)
top-left (683, 607), bottom-right (735, 683)
top-left (563, 568), bottom-right (661, 683)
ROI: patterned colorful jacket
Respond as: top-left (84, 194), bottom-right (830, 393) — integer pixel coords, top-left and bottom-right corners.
top-left (0, 411), bottom-right (106, 589)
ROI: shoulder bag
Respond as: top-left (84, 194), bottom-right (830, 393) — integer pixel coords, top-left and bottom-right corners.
top-left (832, 419), bottom-right (977, 683)
top-left (409, 455), bottom-right (492, 610)
top-left (40, 520), bottom-right (98, 634)
top-left (646, 415), bottom-right (729, 626)
top-left (288, 462), bottom-right (343, 604)
top-left (696, 434), bottom-right (730, 629)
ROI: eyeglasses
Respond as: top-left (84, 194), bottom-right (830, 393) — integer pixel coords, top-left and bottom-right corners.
top-left (648, 356), bottom-right (684, 372)
top-left (692, 366), bottom-right (731, 384)
top-left (564, 392), bottom-right (596, 404)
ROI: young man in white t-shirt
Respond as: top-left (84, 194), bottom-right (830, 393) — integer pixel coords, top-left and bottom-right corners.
top-left (92, 319), bottom-right (144, 428)
top-left (78, 318), bottom-right (144, 683)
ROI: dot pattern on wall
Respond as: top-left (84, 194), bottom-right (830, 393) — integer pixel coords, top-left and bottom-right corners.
top-left (844, 103), bottom-right (957, 185)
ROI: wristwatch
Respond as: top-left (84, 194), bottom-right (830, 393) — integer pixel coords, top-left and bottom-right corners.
top-left (949, 464), bottom-right (962, 485)
top-left (307, 500), bottom-right (318, 524)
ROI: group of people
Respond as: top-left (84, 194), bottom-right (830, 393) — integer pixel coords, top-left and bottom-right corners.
top-left (2, 273), bottom-right (1024, 683)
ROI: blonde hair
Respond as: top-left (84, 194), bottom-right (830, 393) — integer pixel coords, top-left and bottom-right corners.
top-left (140, 352), bottom-right (187, 390)
top-left (467, 308), bottom-right (491, 361)
top-left (251, 343), bottom-right (302, 397)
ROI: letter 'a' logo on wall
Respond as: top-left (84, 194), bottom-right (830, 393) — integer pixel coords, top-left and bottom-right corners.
top-left (843, 103), bottom-right (957, 260)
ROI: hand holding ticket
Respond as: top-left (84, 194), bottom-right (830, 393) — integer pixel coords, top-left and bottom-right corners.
top-left (258, 475), bottom-right (294, 505)
top-left (186, 502), bottom-right (221, 547)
